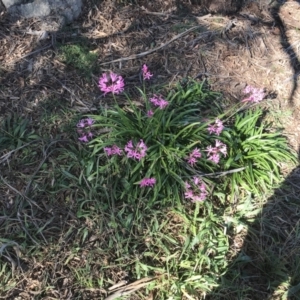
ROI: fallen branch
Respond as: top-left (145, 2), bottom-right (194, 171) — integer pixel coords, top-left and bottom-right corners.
top-left (185, 166), bottom-right (247, 178)
top-left (100, 25), bottom-right (206, 66)
top-left (104, 277), bottom-right (156, 300)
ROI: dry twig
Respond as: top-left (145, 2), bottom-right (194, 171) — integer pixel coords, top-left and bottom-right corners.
top-left (104, 277), bottom-right (156, 300)
top-left (100, 26), bottom-right (207, 66)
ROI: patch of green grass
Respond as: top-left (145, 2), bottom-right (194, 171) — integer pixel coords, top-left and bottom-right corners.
top-left (57, 43), bottom-right (98, 77)
top-left (209, 177), bottom-right (300, 299)
top-left (0, 114), bottom-right (40, 151)
top-left (0, 261), bottom-right (16, 293)
top-left (0, 74), bottom-right (299, 299)
top-left (36, 97), bottom-right (77, 138)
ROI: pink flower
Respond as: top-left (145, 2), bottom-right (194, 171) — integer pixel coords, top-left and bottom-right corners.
top-left (77, 118), bottom-right (95, 128)
top-left (85, 118), bottom-right (95, 126)
top-left (76, 118), bottom-right (95, 143)
top-left (132, 152), bottom-right (141, 160)
top-left (140, 177), bottom-right (156, 188)
top-left (98, 72), bottom-right (125, 95)
top-left (150, 95), bottom-right (169, 109)
top-left (192, 195), bottom-right (207, 202)
top-left (187, 157), bottom-right (197, 166)
top-left (138, 140), bottom-right (147, 151)
top-left (184, 190), bottom-right (194, 199)
top-left (193, 177), bottom-right (200, 185)
top-left (147, 110), bottom-right (154, 117)
top-left (77, 118), bottom-right (95, 143)
top-left (205, 140), bottom-right (227, 163)
top-left (205, 145), bottom-right (216, 156)
top-left (142, 64), bottom-right (153, 80)
top-left (158, 100), bottom-right (169, 109)
top-left (191, 148), bottom-right (202, 158)
top-left (243, 85), bottom-right (252, 94)
top-left (186, 148), bottom-right (202, 166)
top-left (112, 145), bottom-right (123, 155)
top-left (219, 146), bottom-right (227, 156)
top-left (208, 153), bottom-right (220, 164)
top-left (104, 147), bottom-right (112, 156)
top-left (184, 177), bottom-right (207, 202)
top-left (242, 85), bottom-right (265, 103)
top-left (124, 140), bottom-right (133, 152)
top-left (215, 140), bottom-right (222, 148)
top-left (78, 135), bottom-right (89, 143)
top-left (184, 182), bottom-right (191, 190)
top-left (77, 119), bottom-right (86, 128)
top-left (104, 145), bottom-right (123, 156)
top-left (124, 139), bottom-right (148, 161)
top-left (215, 140), bottom-right (227, 156)
top-left (208, 119), bottom-right (224, 136)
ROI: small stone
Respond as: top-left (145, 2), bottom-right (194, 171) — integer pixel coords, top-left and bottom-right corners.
top-left (2, 0), bottom-right (23, 9)
top-left (4, 0), bottom-right (82, 25)
top-left (9, 1), bottom-right (51, 18)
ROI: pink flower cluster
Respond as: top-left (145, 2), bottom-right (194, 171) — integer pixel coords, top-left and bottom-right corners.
top-left (124, 139), bottom-right (148, 161)
top-left (104, 145), bottom-right (123, 156)
top-left (205, 140), bottom-right (227, 164)
top-left (140, 177), bottom-right (156, 188)
top-left (104, 140), bottom-right (148, 161)
top-left (184, 177), bottom-right (207, 202)
top-left (242, 85), bottom-right (265, 103)
top-left (149, 94), bottom-right (169, 109)
top-left (99, 72), bottom-right (125, 95)
top-left (104, 140), bottom-right (155, 188)
top-left (186, 148), bottom-right (202, 166)
top-left (208, 119), bottom-right (224, 136)
top-left (142, 64), bottom-right (153, 80)
top-left (147, 110), bottom-right (154, 117)
top-left (77, 118), bottom-right (95, 143)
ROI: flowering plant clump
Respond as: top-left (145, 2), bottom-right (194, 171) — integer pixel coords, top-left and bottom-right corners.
top-left (70, 64), bottom-right (298, 300)
top-left (242, 85), bottom-right (265, 103)
top-left (84, 65), bottom-right (295, 206)
top-left (77, 117), bottom-right (94, 143)
top-left (98, 72), bottom-right (125, 95)
top-left (89, 72), bottom-right (228, 204)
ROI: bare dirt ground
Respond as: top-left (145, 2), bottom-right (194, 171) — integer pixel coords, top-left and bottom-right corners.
top-left (1, 0), bottom-right (300, 299)
top-left (1, 0), bottom-right (300, 149)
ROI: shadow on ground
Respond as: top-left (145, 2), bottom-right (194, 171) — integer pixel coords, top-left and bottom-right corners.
top-left (207, 157), bottom-right (300, 299)
top-left (269, 0), bottom-right (300, 105)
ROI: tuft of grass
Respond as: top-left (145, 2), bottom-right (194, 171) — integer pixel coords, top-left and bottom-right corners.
top-left (57, 43), bottom-right (98, 77)
top-left (0, 114), bottom-right (39, 151)
top-left (37, 97), bottom-right (77, 138)
top-left (221, 107), bottom-right (297, 197)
